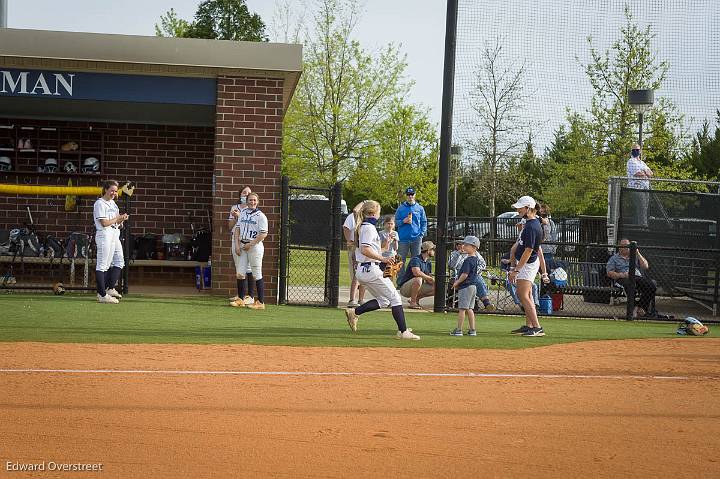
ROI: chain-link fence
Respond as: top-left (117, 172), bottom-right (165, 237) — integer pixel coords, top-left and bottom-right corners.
top-left (278, 179), bottom-right (342, 307)
top-left (441, 238), bottom-right (719, 323)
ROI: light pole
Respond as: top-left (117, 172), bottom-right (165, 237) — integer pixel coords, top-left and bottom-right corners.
top-left (450, 145), bottom-right (462, 218)
top-left (628, 89), bottom-right (654, 147)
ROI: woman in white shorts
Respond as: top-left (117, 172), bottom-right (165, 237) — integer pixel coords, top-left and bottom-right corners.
top-left (343, 200), bottom-right (420, 340)
top-left (507, 195), bottom-right (546, 337)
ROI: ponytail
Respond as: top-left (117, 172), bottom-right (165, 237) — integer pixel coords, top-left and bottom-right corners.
top-left (354, 200), bottom-right (380, 239)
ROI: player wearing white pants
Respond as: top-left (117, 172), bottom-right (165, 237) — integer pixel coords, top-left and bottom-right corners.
top-left (228, 186), bottom-right (255, 304)
top-left (230, 192), bottom-right (268, 309)
top-left (93, 180), bottom-right (128, 304)
top-left (343, 200), bottom-right (420, 340)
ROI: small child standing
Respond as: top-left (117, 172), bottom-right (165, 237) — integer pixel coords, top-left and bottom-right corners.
top-left (378, 214), bottom-right (399, 268)
top-left (451, 236), bottom-right (480, 336)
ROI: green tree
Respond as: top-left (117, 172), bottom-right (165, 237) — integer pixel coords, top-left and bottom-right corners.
top-left (465, 38), bottom-right (531, 218)
top-left (155, 0), bottom-right (267, 41)
top-left (282, 0), bottom-right (409, 188)
top-left (685, 111), bottom-right (720, 181)
top-left (544, 8), bottom-right (687, 215)
top-left (347, 102), bottom-right (438, 208)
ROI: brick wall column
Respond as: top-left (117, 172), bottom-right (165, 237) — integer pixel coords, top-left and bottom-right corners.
top-left (213, 76), bottom-right (284, 302)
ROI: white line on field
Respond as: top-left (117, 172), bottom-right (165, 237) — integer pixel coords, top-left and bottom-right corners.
top-left (0, 368), bottom-right (716, 381)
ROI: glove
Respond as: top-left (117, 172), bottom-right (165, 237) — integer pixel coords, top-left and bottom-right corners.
top-left (53, 282), bottom-right (65, 295)
top-left (677, 317), bottom-right (709, 336)
top-left (383, 260), bottom-right (403, 280)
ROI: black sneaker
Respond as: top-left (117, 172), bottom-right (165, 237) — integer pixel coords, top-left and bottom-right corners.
top-left (467, 329), bottom-right (477, 336)
top-left (522, 327), bottom-right (545, 337)
top-left (511, 325), bottom-right (531, 335)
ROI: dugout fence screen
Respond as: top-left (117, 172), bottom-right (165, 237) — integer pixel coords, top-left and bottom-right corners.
top-left (279, 178), bottom-right (343, 307)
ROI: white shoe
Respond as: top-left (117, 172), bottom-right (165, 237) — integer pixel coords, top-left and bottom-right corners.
top-left (229, 295), bottom-right (240, 302)
top-left (106, 288), bottom-right (122, 299)
top-left (347, 301), bottom-right (360, 308)
top-left (397, 329), bottom-right (420, 340)
top-left (395, 328), bottom-right (413, 338)
top-left (97, 294), bottom-right (119, 304)
top-left (243, 295), bottom-right (255, 306)
top-left (345, 308), bottom-right (358, 332)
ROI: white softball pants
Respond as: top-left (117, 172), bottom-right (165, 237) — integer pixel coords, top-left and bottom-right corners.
top-left (95, 227), bottom-right (124, 272)
top-left (234, 242), bottom-right (264, 280)
top-left (356, 263), bottom-right (401, 308)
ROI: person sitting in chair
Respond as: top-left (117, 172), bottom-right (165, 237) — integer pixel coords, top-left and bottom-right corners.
top-left (606, 238), bottom-right (657, 318)
top-left (397, 240), bottom-right (435, 309)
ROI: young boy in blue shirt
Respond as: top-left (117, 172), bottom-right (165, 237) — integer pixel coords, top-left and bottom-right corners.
top-left (450, 236), bottom-right (481, 336)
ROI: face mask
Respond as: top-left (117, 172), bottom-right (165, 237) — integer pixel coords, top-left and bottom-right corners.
top-left (631, 149), bottom-right (640, 158)
top-left (364, 217), bottom-right (378, 226)
top-left (240, 196), bottom-right (247, 204)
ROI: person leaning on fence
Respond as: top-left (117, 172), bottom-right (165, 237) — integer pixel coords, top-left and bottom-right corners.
top-left (537, 202), bottom-right (557, 271)
top-left (606, 238), bottom-right (657, 318)
top-left (395, 187), bottom-right (427, 281)
top-left (397, 240), bottom-right (435, 309)
top-left (450, 235), bottom-right (482, 336)
top-left (626, 143), bottom-right (654, 228)
top-left (508, 196), bottom-right (549, 337)
top-left (343, 199), bottom-right (420, 340)
top-left (343, 202), bottom-right (366, 308)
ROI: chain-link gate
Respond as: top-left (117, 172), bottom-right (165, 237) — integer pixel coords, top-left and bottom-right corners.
top-left (278, 177), bottom-right (342, 307)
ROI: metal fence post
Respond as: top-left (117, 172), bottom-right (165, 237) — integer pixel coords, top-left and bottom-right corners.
top-left (328, 182), bottom-right (342, 308)
top-left (122, 193), bottom-right (130, 294)
top-left (626, 242), bottom-right (638, 320)
top-left (278, 176), bottom-right (289, 305)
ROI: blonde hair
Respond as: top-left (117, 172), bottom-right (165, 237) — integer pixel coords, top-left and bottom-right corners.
top-left (353, 200), bottom-right (380, 238)
top-left (247, 192), bottom-right (259, 202)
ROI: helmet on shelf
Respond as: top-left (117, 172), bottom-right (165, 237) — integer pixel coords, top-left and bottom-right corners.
top-left (41, 157), bottom-right (58, 173)
top-left (0, 156), bottom-right (11, 172)
top-left (64, 161), bottom-right (77, 173)
top-left (81, 157), bottom-right (100, 173)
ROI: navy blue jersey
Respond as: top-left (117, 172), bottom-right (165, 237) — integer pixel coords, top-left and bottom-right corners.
top-left (515, 218), bottom-right (542, 263)
top-left (397, 254), bottom-right (432, 287)
top-left (456, 255), bottom-right (478, 290)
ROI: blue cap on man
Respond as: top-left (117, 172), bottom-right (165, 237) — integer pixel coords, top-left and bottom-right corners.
top-left (405, 187), bottom-right (416, 195)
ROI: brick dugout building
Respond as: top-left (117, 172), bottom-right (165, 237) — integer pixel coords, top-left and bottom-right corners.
top-left (0, 28), bottom-right (302, 302)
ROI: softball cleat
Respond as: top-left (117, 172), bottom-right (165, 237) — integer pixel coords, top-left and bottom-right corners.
top-left (345, 308), bottom-right (358, 332)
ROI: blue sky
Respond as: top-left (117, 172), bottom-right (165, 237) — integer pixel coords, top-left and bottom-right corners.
top-left (6, 0), bottom-right (719, 152)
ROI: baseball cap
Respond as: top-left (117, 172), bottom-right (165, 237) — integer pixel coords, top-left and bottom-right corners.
top-left (511, 195), bottom-right (536, 209)
top-left (405, 187), bottom-right (416, 195)
top-left (421, 240), bottom-right (436, 252)
top-left (462, 235), bottom-right (480, 249)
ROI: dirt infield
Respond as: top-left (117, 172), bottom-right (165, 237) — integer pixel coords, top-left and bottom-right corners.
top-left (1, 340), bottom-right (719, 478)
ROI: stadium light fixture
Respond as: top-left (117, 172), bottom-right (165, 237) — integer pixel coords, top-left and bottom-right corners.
top-left (628, 89), bottom-right (654, 146)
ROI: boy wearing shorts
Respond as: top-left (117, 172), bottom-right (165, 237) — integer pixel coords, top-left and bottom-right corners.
top-left (450, 236), bottom-right (481, 336)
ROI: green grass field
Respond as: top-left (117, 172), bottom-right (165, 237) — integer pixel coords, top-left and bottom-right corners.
top-left (0, 293), bottom-right (683, 349)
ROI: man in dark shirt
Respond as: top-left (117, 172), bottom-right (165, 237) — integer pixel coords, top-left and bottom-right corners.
top-left (397, 240), bottom-right (435, 309)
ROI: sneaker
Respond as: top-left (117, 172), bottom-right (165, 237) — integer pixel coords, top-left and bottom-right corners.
top-left (450, 328), bottom-right (463, 336)
top-left (106, 288), bottom-right (122, 299)
top-left (347, 301), bottom-right (360, 308)
top-left (243, 296), bottom-right (255, 306)
top-left (511, 325), bottom-right (531, 335)
top-left (395, 328), bottom-right (413, 338)
top-left (397, 329), bottom-right (421, 340)
top-left (467, 329), bottom-right (477, 336)
top-left (248, 302), bottom-right (266, 310)
top-left (229, 300), bottom-right (244, 308)
top-left (97, 294), bottom-right (119, 304)
top-left (522, 327), bottom-right (546, 337)
top-left (228, 295), bottom-right (240, 302)
top-left (345, 308), bottom-right (358, 332)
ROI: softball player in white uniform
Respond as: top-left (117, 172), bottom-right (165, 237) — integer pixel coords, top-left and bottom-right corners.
top-left (230, 193), bottom-right (268, 309)
top-left (228, 186), bottom-right (255, 304)
top-left (93, 180), bottom-right (128, 304)
top-left (344, 200), bottom-right (420, 340)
